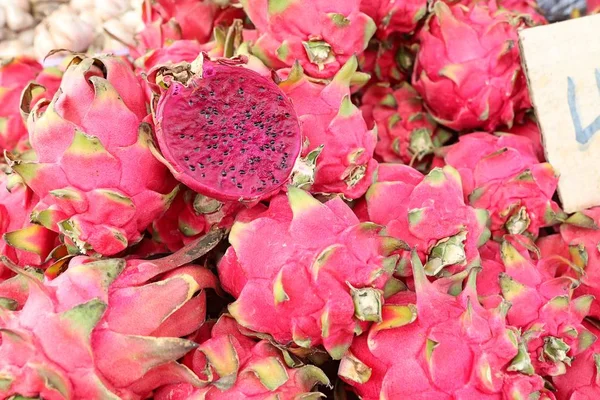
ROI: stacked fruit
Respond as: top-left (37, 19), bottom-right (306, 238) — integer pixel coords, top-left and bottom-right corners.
top-left (0, 0), bottom-right (599, 399)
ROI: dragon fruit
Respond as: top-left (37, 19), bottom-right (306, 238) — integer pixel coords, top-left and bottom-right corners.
top-left (413, 2), bottom-right (531, 131)
top-left (150, 187), bottom-right (242, 252)
top-left (360, 0), bottom-right (427, 39)
top-left (504, 115), bottom-right (545, 161)
top-left (0, 243), bottom-right (221, 400)
top-left (149, 53), bottom-right (302, 202)
top-left (500, 0), bottom-right (548, 25)
top-left (11, 54), bottom-right (178, 256)
top-left (560, 208), bottom-right (600, 320)
top-left (0, 57), bottom-right (62, 153)
top-left (278, 57), bottom-right (377, 199)
top-left (0, 166), bottom-right (57, 281)
top-left (218, 187), bottom-right (404, 359)
top-left (242, 0), bottom-right (376, 79)
top-left (553, 322), bottom-right (600, 400)
top-left (154, 315), bottom-right (330, 399)
top-left (339, 251), bottom-right (547, 399)
top-left (358, 38), bottom-right (417, 85)
top-left (445, 132), bottom-right (564, 238)
top-left (360, 163), bottom-right (490, 277)
top-left (360, 82), bottom-right (451, 167)
top-left (135, 0), bottom-right (244, 57)
top-left (477, 238), bottom-right (596, 376)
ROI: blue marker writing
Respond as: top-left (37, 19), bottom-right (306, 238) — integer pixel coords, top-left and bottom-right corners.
top-left (567, 69), bottom-right (600, 145)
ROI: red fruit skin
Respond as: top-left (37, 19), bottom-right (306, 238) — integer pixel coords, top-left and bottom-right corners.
top-left (445, 132), bottom-right (561, 238)
top-left (153, 59), bottom-right (302, 202)
top-left (360, 0), bottom-right (427, 39)
top-left (0, 57), bottom-right (41, 153)
top-left (561, 207), bottom-right (600, 320)
top-left (413, 2), bottom-right (531, 132)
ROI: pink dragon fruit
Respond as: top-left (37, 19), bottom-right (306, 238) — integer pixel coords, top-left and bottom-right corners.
top-left (553, 322), bottom-right (600, 400)
top-left (0, 57), bottom-right (61, 153)
top-left (0, 244), bottom-right (221, 400)
top-left (150, 187), bottom-right (242, 252)
top-left (218, 186), bottom-right (404, 359)
top-left (445, 132), bottom-right (564, 238)
top-left (560, 208), bottom-right (600, 320)
top-left (500, 0), bottom-right (548, 25)
top-left (360, 82), bottom-right (452, 167)
top-left (11, 54), bottom-right (178, 256)
top-left (135, 0), bottom-right (244, 57)
top-left (278, 57), bottom-right (378, 199)
top-left (413, 2), bottom-right (531, 131)
top-left (149, 53), bottom-right (302, 202)
top-left (504, 115), bottom-right (545, 161)
top-left (0, 166), bottom-right (57, 281)
top-left (154, 315), bottom-right (330, 399)
top-left (358, 38), bottom-right (417, 85)
top-left (360, 0), bottom-right (428, 38)
top-left (360, 163), bottom-right (490, 277)
top-left (339, 251), bottom-right (548, 399)
top-left (477, 238), bottom-right (596, 376)
top-left (242, 0), bottom-right (376, 79)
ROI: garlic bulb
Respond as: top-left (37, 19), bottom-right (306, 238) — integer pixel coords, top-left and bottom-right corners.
top-left (0, 0), bottom-right (34, 32)
top-left (33, 5), bottom-right (95, 59)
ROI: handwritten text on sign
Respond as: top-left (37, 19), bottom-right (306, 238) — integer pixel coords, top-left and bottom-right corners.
top-left (519, 14), bottom-right (600, 213)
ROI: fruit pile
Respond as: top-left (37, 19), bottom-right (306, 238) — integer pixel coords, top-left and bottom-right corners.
top-left (1, 0), bottom-right (600, 399)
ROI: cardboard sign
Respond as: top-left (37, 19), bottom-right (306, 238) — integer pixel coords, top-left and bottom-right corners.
top-left (519, 14), bottom-right (600, 213)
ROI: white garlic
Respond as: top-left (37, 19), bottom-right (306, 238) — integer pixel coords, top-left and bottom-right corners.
top-left (33, 5), bottom-right (95, 59)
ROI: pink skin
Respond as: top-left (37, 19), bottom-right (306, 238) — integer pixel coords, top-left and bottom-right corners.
top-left (0, 57), bottom-right (61, 153)
top-left (478, 237), bottom-right (595, 376)
top-left (360, 0), bottom-right (427, 39)
top-left (445, 132), bottom-right (561, 238)
top-left (218, 188), bottom-right (396, 359)
top-left (359, 163), bottom-right (489, 277)
top-left (560, 207), bottom-right (600, 320)
top-left (154, 316), bottom-right (329, 399)
top-left (340, 253), bottom-right (546, 400)
top-left (153, 57), bottom-right (302, 202)
top-left (361, 82), bottom-right (438, 164)
top-left (553, 323), bottom-right (600, 400)
top-left (16, 55), bottom-right (177, 256)
top-left (0, 169), bottom-right (58, 282)
top-left (150, 188), bottom-right (242, 252)
top-left (503, 116), bottom-right (545, 162)
top-left (0, 255), bottom-right (218, 399)
top-left (243, 0), bottom-right (375, 79)
top-left (278, 58), bottom-right (378, 199)
top-left (413, 2), bottom-right (531, 132)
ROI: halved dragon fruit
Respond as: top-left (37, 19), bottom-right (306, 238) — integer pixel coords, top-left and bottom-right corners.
top-left (150, 53), bottom-right (302, 202)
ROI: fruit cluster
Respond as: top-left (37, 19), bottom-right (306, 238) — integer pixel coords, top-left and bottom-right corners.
top-left (0, 0), bottom-right (599, 399)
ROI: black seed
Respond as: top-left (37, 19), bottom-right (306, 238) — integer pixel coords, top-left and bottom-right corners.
top-left (212, 135), bottom-right (218, 140)
top-left (209, 91), bottom-right (215, 96)
top-left (237, 183), bottom-right (243, 189)
top-left (184, 156), bottom-right (189, 161)
top-left (284, 113), bottom-right (290, 118)
top-left (208, 120), bottom-right (214, 125)
top-left (229, 165), bottom-right (236, 171)
top-left (194, 147), bottom-right (200, 152)
top-left (201, 173), bottom-right (206, 178)
top-left (189, 135), bottom-right (194, 140)
top-left (240, 149), bottom-right (246, 154)
top-left (188, 100), bottom-right (194, 105)
top-left (221, 170), bottom-right (227, 176)
top-left (180, 134), bottom-right (185, 139)
top-left (212, 144), bottom-right (218, 149)
top-left (198, 163), bottom-right (204, 168)
top-left (223, 151), bottom-right (229, 156)
top-left (239, 170), bottom-right (246, 175)
top-left (270, 140), bottom-right (275, 145)
top-left (218, 160), bottom-right (223, 166)
top-left (238, 88), bottom-right (244, 95)
top-left (189, 165), bottom-right (196, 171)
top-left (277, 95), bottom-right (283, 100)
